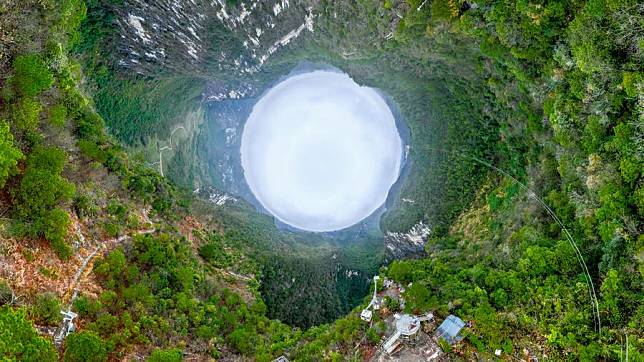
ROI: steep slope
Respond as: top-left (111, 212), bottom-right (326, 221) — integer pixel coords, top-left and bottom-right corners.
top-left (0, 0), bottom-right (642, 361)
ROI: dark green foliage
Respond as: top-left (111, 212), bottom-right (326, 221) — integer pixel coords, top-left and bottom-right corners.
top-left (198, 235), bottom-right (230, 267)
top-left (14, 146), bottom-right (75, 219)
top-left (260, 254), bottom-right (371, 328)
top-left (30, 293), bottom-right (62, 326)
top-left (12, 146), bottom-right (75, 258)
top-left (93, 77), bottom-right (205, 145)
top-left (42, 208), bottom-right (73, 258)
top-left (11, 54), bottom-right (54, 97)
top-left (0, 282), bottom-right (13, 306)
top-left (383, 296), bottom-right (400, 312)
top-left (77, 139), bottom-right (108, 163)
top-left (0, 307), bottom-right (58, 361)
top-left (64, 331), bottom-right (108, 362)
top-left (72, 295), bottom-right (102, 317)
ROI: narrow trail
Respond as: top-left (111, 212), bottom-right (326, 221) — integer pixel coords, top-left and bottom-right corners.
top-left (155, 126), bottom-right (186, 177)
top-left (53, 224), bottom-right (157, 347)
top-left (63, 247), bottom-right (101, 310)
top-left (222, 270), bottom-right (253, 282)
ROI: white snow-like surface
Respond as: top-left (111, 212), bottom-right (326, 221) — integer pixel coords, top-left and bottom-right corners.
top-left (209, 191), bottom-right (237, 206)
top-left (385, 221), bottom-right (431, 248)
top-left (241, 71), bottom-right (402, 232)
top-left (128, 15), bottom-right (151, 43)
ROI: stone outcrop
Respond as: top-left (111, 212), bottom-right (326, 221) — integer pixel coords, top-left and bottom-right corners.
top-left (116, 0), bottom-right (315, 89)
top-left (384, 221), bottom-right (431, 262)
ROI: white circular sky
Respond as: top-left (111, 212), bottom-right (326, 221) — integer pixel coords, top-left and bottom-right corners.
top-left (240, 70), bottom-right (402, 232)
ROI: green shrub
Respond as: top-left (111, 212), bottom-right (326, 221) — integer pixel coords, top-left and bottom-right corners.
top-left (49, 104), bottom-right (68, 127)
top-left (12, 54), bottom-right (54, 97)
top-left (103, 221), bottom-right (121, 237)
top-left (383, 296), bottom-right (400, 311)
top-left (0, 120), bottom-right (24, 188)
top-left (198, 238), bottom-right (230, 266)
top-left (78, 139), bottom-right (108, 163)
top-left (387, 261), bottom-right (414, 284)
top-left (366, 326), bottom-right (380, 344)
top-left (74, 193), bottom-right (99, 218)
top-left (634, 185), bottom-right (644, 217)
top-left (619, 156), bottom-right (640, 184)
top-left (41, 208), bottom-right (73, 258)
top-left (12, 97), bottom-right (42, 131)
top-left (13, 146), bottom-right (75, 219)
top-left (147, 348), bottom-right (182, 362)
top-left (621, 71), bottom-right (640, 97)
top-left (64, 331), bottom-right (108, 362)
top-left (437, 337), bottom-right (452, 353)
top-left (72, 295), bottom-right (102, 317)
top-left (0, 306), bottom-right (57, 361)
top-left (106, 200), bottom-right (127, 218)
top-left (12, 146), bottom-right (75, 258)
top-left (30, 293), bottom-right (62, 326)
top-left (227, 327), bottom-right (256, 355)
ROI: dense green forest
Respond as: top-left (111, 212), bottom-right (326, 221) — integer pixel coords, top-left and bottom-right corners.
top-left (0, 0), bottom-right (642, 360)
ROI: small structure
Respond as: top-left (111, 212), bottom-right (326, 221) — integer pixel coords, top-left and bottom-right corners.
top-left (360, 276), bottom-right (380, 322)
top-left (435, 315), bottom-right (465, 344)
top-left (54, 310), bottom-right (78, 346)
top-left (382, 313), bottom-right (434, 354)
top-left (360, 308), bottom-right (373, 322)
top-left (398, 314), bottom-right (419, 337)
top-left (273, 356), bottom-right (289, 362)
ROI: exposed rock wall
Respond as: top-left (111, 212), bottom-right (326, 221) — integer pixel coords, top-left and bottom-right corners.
top-left (116, 0), bottom-right (315, 87)
top-left (384, 221), bottom-right (431, 262)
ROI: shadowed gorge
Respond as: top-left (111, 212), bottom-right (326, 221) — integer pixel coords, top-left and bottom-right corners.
top-left (0, 0), bottom-right (642, 361)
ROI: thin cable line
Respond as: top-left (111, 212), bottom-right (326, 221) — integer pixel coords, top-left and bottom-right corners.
top-left (420, 145), bottom-right (601, 333)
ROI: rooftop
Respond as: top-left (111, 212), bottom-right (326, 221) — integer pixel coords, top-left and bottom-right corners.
top-left (395, 314), bottom-right (420, 336)
top-left (435, 315), bottom-right (465, 344)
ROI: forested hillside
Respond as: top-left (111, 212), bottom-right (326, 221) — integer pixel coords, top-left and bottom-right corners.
top-left (0, 0), bottom-right (641, 361)
top-left (382, 0), bottom-right (643, 359)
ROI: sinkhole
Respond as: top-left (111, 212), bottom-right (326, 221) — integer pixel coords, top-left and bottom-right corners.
top-left (240, 70), bottom-right (403, 232)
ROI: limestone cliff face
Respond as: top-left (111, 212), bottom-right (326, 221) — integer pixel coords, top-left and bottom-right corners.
top-left (384, 221), bottom-right (431, 262)
top-left (104, 0), bottom-right (425, 238)
top-left (110, 0), bottom-right (324, 190)
top-left (115, 0), bottom-right (316, 97)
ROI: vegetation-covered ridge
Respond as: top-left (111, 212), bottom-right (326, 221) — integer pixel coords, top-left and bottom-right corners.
top-left (379, 0), bottom-right (642, 359)
top-left (0, 0), bottom-right (642, 361)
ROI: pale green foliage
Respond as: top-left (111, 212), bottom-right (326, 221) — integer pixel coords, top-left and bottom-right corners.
top-left (49, 104), bottom-right (67, 127)
top-left (600, 269), bottom-right (622, 324)
top-left (147, 348), bottom-right (183, 362)
top-left (11, 97), bottom-right (42, 131)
